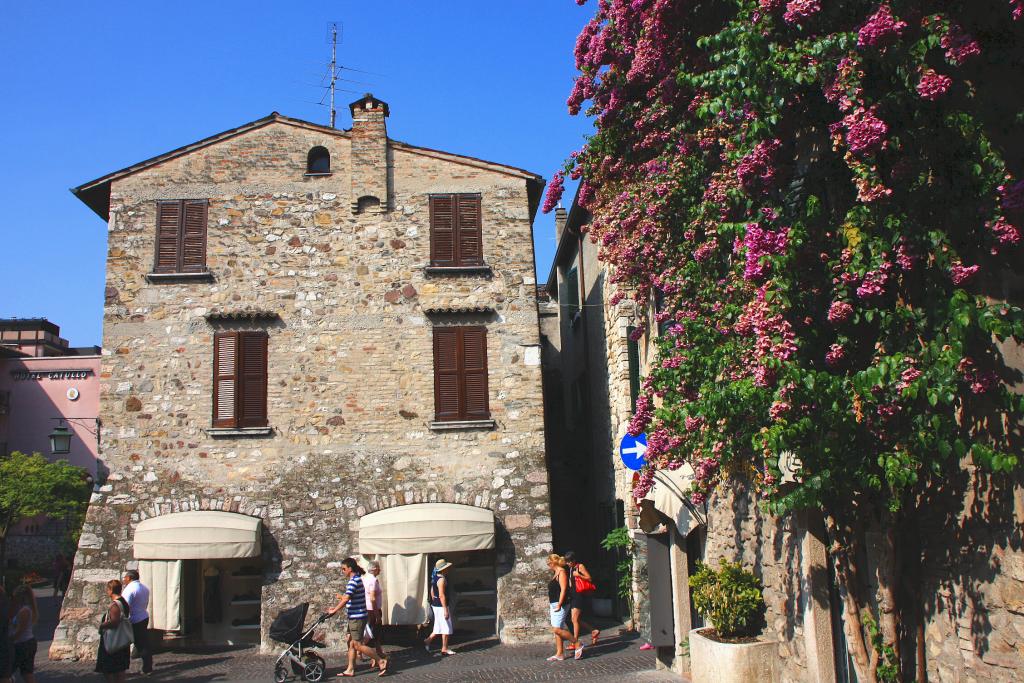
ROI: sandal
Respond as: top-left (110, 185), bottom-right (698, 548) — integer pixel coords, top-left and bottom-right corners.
top-left (591, 629), bottom-right (601, 645)
top-left (546, 655), bottom-right (564, 662)
top-left (378, 659), bottom-right (389, 677)
top-left (574, 643), bottom-right (585, 660)
top-left (440, 650), bottom-right (457, 656)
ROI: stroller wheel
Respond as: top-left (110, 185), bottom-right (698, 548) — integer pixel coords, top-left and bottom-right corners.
top-left (302, 652), bottom-right (326, 682)
top-left (274, 661), bottom-right (289, 683)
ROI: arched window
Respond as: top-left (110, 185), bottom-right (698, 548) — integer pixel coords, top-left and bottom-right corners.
top-left (307, 146), bottom-right (330, 174)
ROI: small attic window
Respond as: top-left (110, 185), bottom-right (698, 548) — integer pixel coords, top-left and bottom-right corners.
top-left (307, 146), bottom-right (331, 175)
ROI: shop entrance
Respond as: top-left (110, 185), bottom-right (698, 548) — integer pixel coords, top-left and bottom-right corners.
top-left (358, 503), bottom-right (497, 637)
top-left (134, 511), bottom-right (264, 647)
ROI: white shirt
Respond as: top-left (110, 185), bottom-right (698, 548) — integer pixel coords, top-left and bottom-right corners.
top-left (122, 580), bottom-right (150, 624)
top-left (363, 572), bottom-right (383, 611)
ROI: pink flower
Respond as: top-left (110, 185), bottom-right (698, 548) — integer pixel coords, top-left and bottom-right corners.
top-left (783, 0), bottom-right (820, 25)
top-left (693, 241), bottom-right (717, 262)
top-left (844, 107), bottom-right (889, 155)
top-left (950, 263), bottom-right (980, 285)
top-left (989, 217), bottom-right (1022, 247)
top-left (825, 343), bottom-right (846, 367)
top-left (542, 171), bottom-right (565, 214)
top-left (896, 360), bottom-right (922, 394)
top-left (1013, 0), bottom-right (1024, 21)
top-left (628, 394), bottom-right (654, 436)
top-left (742, 223), bottom-right (789, 280)
top-left (941, 24), bottom-right (982, 65)
top-left (827, 301), bottom-right (854, 324)
top-left (736, 139), bottom-right (782, 194)
top-left (769, 401), bottom-right (791, 420)
top-left (759, 0), bottom-right (784, 10)
top-left (856, 269), bottom-right (888, 299)
top-left (857, 5), bottom-right (907, 48)
top-left (916, 70), bottom-right (952, 100)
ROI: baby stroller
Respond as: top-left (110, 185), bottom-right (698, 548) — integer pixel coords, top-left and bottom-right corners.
top-left (271, 602), bottom-right (332, 682)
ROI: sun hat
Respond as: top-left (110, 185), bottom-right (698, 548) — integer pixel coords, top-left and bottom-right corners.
top-left (434, 559), bottom-right (453, 572)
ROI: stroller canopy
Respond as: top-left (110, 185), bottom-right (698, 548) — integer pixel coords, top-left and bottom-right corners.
top-left (269, 602), bottom-right (309, 644)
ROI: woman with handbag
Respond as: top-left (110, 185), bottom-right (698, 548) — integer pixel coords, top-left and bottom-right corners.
top-left (563, 551), bottom-right (600, 660)
top-left (95, 580), bottom-right (132, 682)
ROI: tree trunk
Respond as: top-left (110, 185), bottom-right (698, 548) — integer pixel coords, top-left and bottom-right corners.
top-left (825, 512), bottom-right (875, 683)
top-left (878, 518), bottom-right (902, 674)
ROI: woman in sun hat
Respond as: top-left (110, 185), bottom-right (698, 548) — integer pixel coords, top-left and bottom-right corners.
top-left (424, 559), bottom-right (456, 656)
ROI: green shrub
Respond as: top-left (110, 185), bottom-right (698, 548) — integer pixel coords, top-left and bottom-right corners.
top-left (688, 558), bottom-right (764, 639)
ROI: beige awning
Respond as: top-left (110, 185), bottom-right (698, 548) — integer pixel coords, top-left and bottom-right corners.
top-left (639, 465), bottom-right (700, 535)
top-left (134, 511), bottom-right (262, 559)
top-left (358, 503), bottom-right (495, 555)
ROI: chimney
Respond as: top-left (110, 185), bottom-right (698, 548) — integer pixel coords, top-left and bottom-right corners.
top-left (349, 93), bottom-right (389, 214)
top-left (554, 205), bottom-right (568, 241)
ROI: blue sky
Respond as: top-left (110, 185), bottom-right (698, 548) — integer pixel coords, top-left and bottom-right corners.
top-left (0, 1), bottom-right (590, 346)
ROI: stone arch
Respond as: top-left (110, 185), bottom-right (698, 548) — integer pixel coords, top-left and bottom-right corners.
top-left (136, 494), bottom-right (267, 521)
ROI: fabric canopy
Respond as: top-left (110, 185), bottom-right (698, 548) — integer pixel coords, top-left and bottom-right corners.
top-left (138, 559), bottom-right (182, 631)
top-left (134, 511), bottom-right (262, 559)
top-left (639, 464), bottom-right (700, 536)
top-left (382, 553), bottom-right (429, 625)
top-left (358, 503), bottom-right (495, 555)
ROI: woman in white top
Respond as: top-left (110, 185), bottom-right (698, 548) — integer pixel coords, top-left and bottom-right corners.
top-left (9, 585), bottom-right (37, 683)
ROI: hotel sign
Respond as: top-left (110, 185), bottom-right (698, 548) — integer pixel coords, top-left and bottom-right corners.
top-left (11, 369), bottom-right (94, 381)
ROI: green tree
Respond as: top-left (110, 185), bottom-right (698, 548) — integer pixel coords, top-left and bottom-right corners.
top-left (0, 451), bottom-right (91, 573)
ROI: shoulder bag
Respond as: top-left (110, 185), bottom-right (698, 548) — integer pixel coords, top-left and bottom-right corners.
top-left (102, 600), bottom-right (135, 653)
top-left (573, 568), bottom-right (597, 595)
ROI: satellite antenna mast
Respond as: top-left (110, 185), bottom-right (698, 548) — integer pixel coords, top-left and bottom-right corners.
top-left (329, 23), bottom-right (338, 128)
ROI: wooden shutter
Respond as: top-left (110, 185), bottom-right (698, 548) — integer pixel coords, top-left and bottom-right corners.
top-left (238, 332), bottom-right (268, 427)
top-left (154, 201), bottom-right (182, 273)
top-left (429, 195), bottom-right (456, 266)
top-left (181, 200), bottom-right (208, 272)
top-left (461, 327), bottom-right (489, 419)
top-left (456, 195), bottom-right (483, 266)
top-left (433, 328), bottom-right (461, 421)
top-left (213, 332), bottom-right (238, 427)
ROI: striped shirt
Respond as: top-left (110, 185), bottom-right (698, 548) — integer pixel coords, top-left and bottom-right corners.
top-left (345, 574), bottom-right (368, 619)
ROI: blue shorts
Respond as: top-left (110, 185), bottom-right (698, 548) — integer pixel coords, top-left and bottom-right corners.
top-left (549, 602), bottom-right (567, 629)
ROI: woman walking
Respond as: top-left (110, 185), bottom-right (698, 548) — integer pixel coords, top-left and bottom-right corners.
top-left (564, 551), bottom-right (600, 659)
top-left (95, 580), bottom-right (131, 683)
top-left (423, 559), bottom-right (455, 656)
top-left (9, 585), bottom-right (38, 683)
top-left (545, 554), bottom-right (576, 662)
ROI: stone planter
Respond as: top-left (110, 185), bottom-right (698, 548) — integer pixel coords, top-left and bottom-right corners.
top-left (688, 628), bottom-right (778, 683)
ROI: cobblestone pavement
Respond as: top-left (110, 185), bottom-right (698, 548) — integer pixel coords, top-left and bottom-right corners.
top-left (33, 590), bottom-right (683, 682)
top-left (37, 637), bottom-right (680, 682)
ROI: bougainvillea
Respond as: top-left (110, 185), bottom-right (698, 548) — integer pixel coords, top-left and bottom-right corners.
top-left (557, 2), bottom-right (1024, 680)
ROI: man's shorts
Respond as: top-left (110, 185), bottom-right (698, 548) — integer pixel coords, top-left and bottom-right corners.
top-left (347, 618), bottom-right (368, 643)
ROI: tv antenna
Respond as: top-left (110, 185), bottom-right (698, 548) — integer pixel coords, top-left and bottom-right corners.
top-left (328, 22), bottom-right (339, 128)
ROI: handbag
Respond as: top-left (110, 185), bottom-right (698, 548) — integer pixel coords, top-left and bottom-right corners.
top-left (102, 600), bottom-right (135, 653)
top-left (573, 572), bottom-right (597, 595)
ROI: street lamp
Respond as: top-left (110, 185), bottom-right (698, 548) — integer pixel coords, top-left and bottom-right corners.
top-left (49, 423), bottom-right (73, 455)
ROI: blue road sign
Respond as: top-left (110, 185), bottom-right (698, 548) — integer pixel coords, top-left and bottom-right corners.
top-left (619, 432), bottom-right (648, 471)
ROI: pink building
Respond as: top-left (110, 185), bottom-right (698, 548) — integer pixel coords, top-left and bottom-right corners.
top-left (0, 319), bottom-right (101, 561)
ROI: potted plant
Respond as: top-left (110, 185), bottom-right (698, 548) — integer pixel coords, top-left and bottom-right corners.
top-left (688, 558), bottom-right (776, 683)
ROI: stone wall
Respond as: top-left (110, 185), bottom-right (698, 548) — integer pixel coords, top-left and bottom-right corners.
top-left (702, 475), bottom-right (1024, 683)
top-left (52, 117), bottom-right (553, 659)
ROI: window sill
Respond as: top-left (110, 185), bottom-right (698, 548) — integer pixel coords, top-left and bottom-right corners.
top-left (206, 427), bottom-right (273, 437)
top-left (423, 265), bottom-right (493, 277)
top-left (429, 419), bottom-right (496, 432)
top-left (303, 172), bottom-right (333, 177)
top-left (146, 271), bottom-right (214, 284)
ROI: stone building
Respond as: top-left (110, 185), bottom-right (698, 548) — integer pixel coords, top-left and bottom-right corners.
top-left (543, 189), bottom-right (1024, 681)
top-left (51, 95), bottom-right (554, 658)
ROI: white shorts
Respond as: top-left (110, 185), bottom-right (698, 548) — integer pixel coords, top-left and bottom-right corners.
top-left (549, 602), bottom-right (567, 629)
top-left (431, 605), bottom-right (453, 635)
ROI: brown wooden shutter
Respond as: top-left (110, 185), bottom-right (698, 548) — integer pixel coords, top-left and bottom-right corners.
top-left (430, 195), bottom-right (456, 266)
top-left (461, 327), bottom-right (489, 419)
top-left (155, 201), bottom-right (182, 273)
top-left (180, 200), bottom-right (208, 272)
top-left (456, 195), bottom-right (483, 266)
top-left (433, 328), bottom-right (461, 421)
top-left (213, 332), bottom-right (238, 427)
top-left (238, 332), bottom-right (268, 427)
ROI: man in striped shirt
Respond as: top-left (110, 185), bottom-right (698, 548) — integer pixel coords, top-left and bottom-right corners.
top-left (329, 558), bottom-right (385, 676)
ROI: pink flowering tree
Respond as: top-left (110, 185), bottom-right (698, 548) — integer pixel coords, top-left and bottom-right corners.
top-left (554, 2), bottom-right (1024, 680)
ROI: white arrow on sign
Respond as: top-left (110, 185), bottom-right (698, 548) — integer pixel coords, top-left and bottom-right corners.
top-left (622, 441), bottom-right (648, 460)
